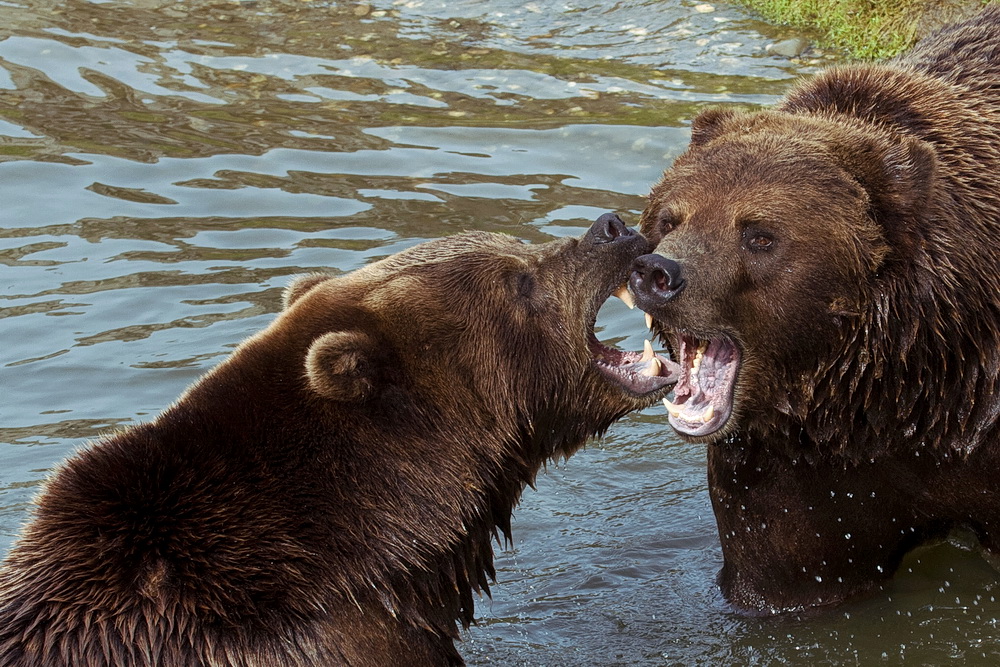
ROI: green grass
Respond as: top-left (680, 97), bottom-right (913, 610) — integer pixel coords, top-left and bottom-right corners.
top-left (732, 0), bottom-right (994, 60)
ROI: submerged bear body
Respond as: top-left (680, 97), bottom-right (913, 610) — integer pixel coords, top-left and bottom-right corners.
top-left (631, 7), bottom-right (1000, 613)
top-left (0, 217), bottom-right (677, 665)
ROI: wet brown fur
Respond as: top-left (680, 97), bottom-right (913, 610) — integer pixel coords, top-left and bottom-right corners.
top-left (0, 229), bottom-right (655, 665)
top-left (639, 7), bottom-right (1000, 613)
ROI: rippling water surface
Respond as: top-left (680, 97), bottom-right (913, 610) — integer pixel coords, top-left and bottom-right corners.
top-left (2, 1), bottom-right (999, 664)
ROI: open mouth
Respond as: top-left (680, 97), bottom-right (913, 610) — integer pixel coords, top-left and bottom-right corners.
top-left (660, 333), bottom-right (740, 437)
top-left (589, 286), bottom-right (681, 397)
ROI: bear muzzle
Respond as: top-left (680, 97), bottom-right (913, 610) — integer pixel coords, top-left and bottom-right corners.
top-left (628, 253), bottom-right (686, 306)
top-left (587, 211), bottom-right (635, 245)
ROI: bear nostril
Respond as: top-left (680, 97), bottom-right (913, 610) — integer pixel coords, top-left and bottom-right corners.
top-left (652, 268), bottom-right (669, 293)
top-left (590, 212), bottom-right (634, 243)
top-left (630, 253), bottom-right (685, 300)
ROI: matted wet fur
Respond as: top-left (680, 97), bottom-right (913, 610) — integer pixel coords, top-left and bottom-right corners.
top-left (0, 217), bottom-right (677, 665)
top-left (630, 7), bottom-right (1000, 613)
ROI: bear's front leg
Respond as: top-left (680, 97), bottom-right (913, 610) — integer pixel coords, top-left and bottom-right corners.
top-left (706, 442), bottom-right (943, 614)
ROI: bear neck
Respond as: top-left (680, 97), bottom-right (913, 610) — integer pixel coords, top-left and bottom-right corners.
top-left (739, 262), bottom-right (1000, 465)
top-left (138, 348), bottom-right (594, 640)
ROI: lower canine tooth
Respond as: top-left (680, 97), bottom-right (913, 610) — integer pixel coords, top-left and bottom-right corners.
top-left (702, 405), bottom-right (715, 422)
top-left (643, 357), bottom-right (662, 377)
top-left (614, 285), bottom-right (635, 309)
top-left (641, 339), bottom-right (654, 362)
top-left (662, 398), bottom-right (682, 418)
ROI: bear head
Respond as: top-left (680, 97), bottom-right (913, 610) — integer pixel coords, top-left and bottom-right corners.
top-left (271, 215), bottom-right (680, 462)
top-left (629, 106), bottom-right (937, 442)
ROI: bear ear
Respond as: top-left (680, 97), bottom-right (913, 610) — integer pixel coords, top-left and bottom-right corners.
top-left (879, 136), bottom-right (937, 220)
top-left (305, 331), bottom-right (381, 402)
top-left (690, 107), bottom-right (741, 147)
top-left (848, 135), bottom-right (936, 261)
top-left (283, 274), bottom-right (334, 309)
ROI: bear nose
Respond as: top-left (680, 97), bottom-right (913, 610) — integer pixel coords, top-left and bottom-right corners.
top-left (629, 253), bottom-right (685, 301)
top-left (588, 212), bottom-right (636, 244)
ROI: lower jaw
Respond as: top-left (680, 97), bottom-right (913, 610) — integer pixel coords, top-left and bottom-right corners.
top-left (669, 416), bottom-right (725, 438)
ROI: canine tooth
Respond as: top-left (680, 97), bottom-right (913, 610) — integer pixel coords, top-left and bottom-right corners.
top-left (702, 405), bottom-right (715, 422)
top-left (662, 398), bottom-right (682, 417)
top-left (644, 312), bottom-right (653, 330)
top-left (642, 339), bottom-right (655, 362)
top-left (643, 357), bottom-right (662, 377)
top-left (614, 285), bottom-right (635, 309)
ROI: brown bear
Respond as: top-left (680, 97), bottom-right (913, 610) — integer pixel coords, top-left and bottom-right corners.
top-left (628, 6), bottom-right (1000, 615)
top-left (0, 215), bottom-right (678, 666)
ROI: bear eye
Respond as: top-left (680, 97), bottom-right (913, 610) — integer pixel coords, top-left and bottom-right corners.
top-left (658, 212), bottom-right (680, 234)
top-left (742, 228), bottom-right (775, 253)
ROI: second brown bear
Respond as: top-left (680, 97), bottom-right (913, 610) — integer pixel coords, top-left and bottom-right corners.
top-left (631, 6), bottom-right (1000, 614)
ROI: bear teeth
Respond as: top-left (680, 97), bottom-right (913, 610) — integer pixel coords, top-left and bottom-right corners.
top-left (614, 284), bottom-right (636, 309)
top-left (643, 357), bottom-right (662, 377)
top-left (638, 339), bottom-right (667, 377)
top-left (662, 398), bottom-right (715, 424)
top-left (690, 341), bottom-right (706, 382)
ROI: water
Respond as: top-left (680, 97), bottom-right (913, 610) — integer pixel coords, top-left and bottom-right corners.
top-left (2, 0), bottom-right (998, 664)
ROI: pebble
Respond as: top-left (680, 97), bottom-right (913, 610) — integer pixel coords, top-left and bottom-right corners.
top-left (766, 37), bottom-right (811, 58)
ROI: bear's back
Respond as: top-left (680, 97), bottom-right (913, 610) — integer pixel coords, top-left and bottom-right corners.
top-left (901, 5), bottom-right (1000, 87)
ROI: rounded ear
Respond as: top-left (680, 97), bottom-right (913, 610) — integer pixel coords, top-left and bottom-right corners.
top-left (879, 136), bottom-right (937, 221)
top-left (690, 107), bottom-right (741, 147)
top-left (283, 274), bottom-right (334, 309)
top-left (305, 331), bottom-right (380, 402)
top-left (851, 136), bottom-right (937, 259)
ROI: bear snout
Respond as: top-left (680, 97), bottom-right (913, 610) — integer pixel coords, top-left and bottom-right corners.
top-left (587, 212), bottom-right (635, 244)
top-left (629, 253), bottom-right (685, 304)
